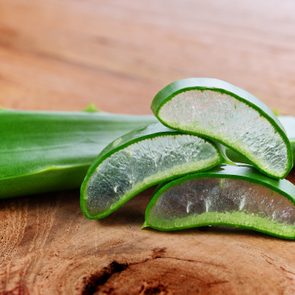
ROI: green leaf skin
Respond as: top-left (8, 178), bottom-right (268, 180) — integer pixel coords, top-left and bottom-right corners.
top-left (81, 123), bottom-right (222, 219)
top-left (145, 165), bottom-right (295, 240)
top-left (151, 78), bottom-right (293, 179)
top-left (0, 110), bottom-right (155, 198)
top-left (226, 116), bottom-right (295, 165)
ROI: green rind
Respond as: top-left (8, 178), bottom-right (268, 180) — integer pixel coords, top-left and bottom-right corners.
top-left (145, 164), bottom-right (295, 239)
top-left (144, 212), bottom-right (295, 240)
top-left (151, 78), bottom-right (293, 178)
top-left (0, 110), bottom-right (155, 198)
top-left (80, 123), bottom-right (222, 219)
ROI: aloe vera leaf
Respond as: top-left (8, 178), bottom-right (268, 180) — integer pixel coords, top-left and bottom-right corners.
top-left (225, 115), bottom-right (295, 164)
top-left (151, 78), bottom-right (293, 178)
top-left (80, 123), bottom-right (222, 219)
top-left (0, 110), bottom-right (155, 198)
top-left (145, 165), bottom-right (295, 239)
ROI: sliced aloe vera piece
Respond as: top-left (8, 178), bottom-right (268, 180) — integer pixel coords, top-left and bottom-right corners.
top-left (152, 78), bottom-right (293, 178)
top-left (81, 123), bottom-right (222, 219)
top-left (0, 110), bottom-right (155, 198)
top-left (145, 165), bottom-right (295, 239)
top-left (225, 115), bottom-right (295, 164)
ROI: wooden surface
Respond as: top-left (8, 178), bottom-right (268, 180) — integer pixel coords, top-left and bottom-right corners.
top-left (0, 0), bottom-right (294, 294)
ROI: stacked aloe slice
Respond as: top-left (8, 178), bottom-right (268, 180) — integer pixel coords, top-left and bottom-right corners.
top-left (81, 78), bottom-right (295, 239)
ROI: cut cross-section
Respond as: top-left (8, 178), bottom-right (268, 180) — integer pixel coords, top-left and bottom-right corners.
top-left (145, 165), bottom-right (295, 239)
top-left (226, 115), bottom-right (295, 165)
top-left (80, 123), bottom-right (222, 219)
top-left (152, 78), bottom-right (293, 178)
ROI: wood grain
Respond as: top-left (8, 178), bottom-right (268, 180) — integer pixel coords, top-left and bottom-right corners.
top-left (0, 0), bottom-right (294, 294)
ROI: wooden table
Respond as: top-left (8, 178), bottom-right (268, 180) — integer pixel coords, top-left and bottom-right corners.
top-left (0, 1), bottom-right (294, 294)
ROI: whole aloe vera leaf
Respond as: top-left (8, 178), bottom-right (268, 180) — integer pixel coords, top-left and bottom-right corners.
top-left (0, 110), bottom-right (155, 198)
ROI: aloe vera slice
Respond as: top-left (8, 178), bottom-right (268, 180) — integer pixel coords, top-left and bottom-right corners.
top-left (0, 110), bottom-right (155, 198)
top-left (80, 123), bottom-right (222, 219)
top-left (225, 115), bottom-right (295, 164)
top-left (152, 78), bottom-right (293, 178)
top-left (145, 165), bottom-right (295, 239)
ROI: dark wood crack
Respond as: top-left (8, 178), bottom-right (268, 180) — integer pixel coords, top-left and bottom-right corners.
top-left (81, 261), bottom-right (128, 295)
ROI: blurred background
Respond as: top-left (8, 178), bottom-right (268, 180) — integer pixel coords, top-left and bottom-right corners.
top-left (0, 0), bottom-right (294, 114)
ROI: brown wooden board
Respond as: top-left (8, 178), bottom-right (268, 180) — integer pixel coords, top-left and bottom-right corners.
top-left (0, 1), bottom-right (294, 294)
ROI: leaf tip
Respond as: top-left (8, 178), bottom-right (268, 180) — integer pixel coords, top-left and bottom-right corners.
top-left (84, 103), bottom-right (100, 113)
